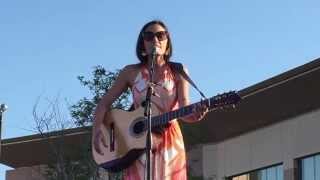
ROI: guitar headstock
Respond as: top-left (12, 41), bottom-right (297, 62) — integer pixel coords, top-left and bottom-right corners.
top-left (210, 91), bottom-right (241, 110)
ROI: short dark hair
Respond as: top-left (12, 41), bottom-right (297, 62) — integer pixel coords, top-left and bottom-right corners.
top-left (136, 20), bottom-right (173, 64)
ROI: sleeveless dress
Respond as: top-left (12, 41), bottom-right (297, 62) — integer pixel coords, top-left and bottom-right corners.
top-left (123, 64), bottom-right (187, 180)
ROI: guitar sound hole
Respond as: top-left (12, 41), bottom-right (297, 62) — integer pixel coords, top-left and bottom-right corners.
top-left (133, 121), bottom-right (145, 135)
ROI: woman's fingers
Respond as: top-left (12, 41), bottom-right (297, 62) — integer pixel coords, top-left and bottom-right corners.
top-left (94, 130), bottom-right (106, 155)
top-left (94, 136), bottom-right (102, 155)
top-left (101, 132), bottom-right (108, 148)
top-left (193, 103), bottom-right (209, 120)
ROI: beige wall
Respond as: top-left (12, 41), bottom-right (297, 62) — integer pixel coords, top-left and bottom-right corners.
top-left (187, 144), bottom-right (204, 177)
top-left (202, 108), bottom-right (320, 180)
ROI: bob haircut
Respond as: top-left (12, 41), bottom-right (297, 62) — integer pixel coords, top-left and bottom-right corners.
top-left (136, 20), bottom-right (173, 64)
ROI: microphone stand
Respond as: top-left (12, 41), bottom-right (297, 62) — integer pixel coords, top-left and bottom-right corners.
top-left (144, 48), bottom-right (157, 180)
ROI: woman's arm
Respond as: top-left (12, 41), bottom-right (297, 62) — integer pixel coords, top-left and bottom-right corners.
top-left (92, 65), bottom-right (134, 154)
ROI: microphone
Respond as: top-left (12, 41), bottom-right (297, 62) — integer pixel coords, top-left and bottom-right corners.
top-left (0, 104), bottom-right (8, 113)
top-left (151, 46), bottom-right (157, 56)
top-left (151, 46), bottom-right (160, 63)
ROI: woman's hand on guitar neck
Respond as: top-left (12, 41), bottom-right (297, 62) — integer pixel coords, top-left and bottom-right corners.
top-left (183, 102), bottom-right (208, 123)
top-left (93, 128), bottom-right (108, 155)
top-left (192, 102), bottom-right (209, 121)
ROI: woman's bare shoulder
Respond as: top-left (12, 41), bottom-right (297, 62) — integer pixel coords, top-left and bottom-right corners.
top-left (121, 63), bottom-right (142, 86)
top-left (122, 63), bottom-right (141, 72)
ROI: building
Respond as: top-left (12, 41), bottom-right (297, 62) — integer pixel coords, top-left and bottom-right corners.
top-left (1, 58), bottom-right (320, 180)
top-left (1, 126), bottom-right (94, 180)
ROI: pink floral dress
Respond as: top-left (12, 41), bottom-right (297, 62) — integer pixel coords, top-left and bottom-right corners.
top-left (124, 64), bottom-right (187, 180)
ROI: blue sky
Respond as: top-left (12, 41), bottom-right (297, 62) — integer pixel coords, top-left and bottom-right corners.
top-left (1, 0), bottom-right (320, 179)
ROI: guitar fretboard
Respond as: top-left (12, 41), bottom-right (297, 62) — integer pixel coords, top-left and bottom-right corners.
top-left (148, 97), bottom-right (216, 128)
top-left (145, 91), bottom-right (240, 128)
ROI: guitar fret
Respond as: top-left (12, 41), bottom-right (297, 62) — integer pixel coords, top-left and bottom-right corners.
top-left (189, 105), bottom-right (193, 114)
top-left (155, 117), bottom-right (159, 127)
top-left (172, 111), bottom-right (174, 119)
top-left (151, 117), bottom-right (154, 127)
top-left (154, 117), bottom-right (158, 128)
top-left (153, 117), bottom-right (156, 127)
top-left (158, 117), bottom-right (161, 126)
top-left (176, 110), bottom-right (179, 118)
top-left (186, 105), bottom-right (190, 115)
top-left (166, 112), bottom-right (169, 121)
top-left (159, 117), bottom-right (162, 126)
top-left (152, 117), bottom-right (156, 127)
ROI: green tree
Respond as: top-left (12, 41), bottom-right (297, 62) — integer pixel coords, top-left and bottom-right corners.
top-left (70, 65), bottom-right (131, 126)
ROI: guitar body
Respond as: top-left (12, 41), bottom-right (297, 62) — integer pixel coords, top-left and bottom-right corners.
top-left (92, 106), bottom-right (161, 172)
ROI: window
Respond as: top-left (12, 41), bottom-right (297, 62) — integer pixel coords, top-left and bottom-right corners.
top-left (231, 164), bottom-right (283, 180)
top-left (300, 153), bottom-right (320, 180)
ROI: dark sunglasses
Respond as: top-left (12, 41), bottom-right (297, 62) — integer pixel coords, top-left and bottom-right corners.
top-left (143, 31), bottom-right (168, 42)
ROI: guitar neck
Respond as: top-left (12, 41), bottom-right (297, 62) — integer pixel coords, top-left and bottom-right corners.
top-left (150, 97), bottom-right (216, 128)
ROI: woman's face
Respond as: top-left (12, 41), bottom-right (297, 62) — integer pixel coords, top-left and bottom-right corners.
top-left (143, 24), bottom-right (168, 57)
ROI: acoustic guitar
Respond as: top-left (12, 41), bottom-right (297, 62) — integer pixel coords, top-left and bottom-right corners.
top-left (92, 91), bottom-right (241, 172)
